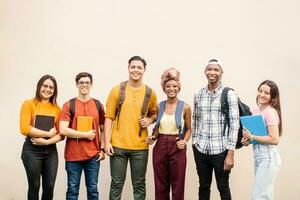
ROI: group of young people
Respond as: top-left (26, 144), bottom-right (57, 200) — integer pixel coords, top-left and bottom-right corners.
top-left (19, 56), bottom-right (282, 200)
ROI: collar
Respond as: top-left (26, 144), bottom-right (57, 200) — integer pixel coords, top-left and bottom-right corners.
top-left (205, 83), bottom-right (223, 94)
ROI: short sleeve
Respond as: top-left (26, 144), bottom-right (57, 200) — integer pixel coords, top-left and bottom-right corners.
top-left (99, 105), bottom-right (105, 125)
top-left (264, 107), bottom-right (279, 126)
top-left (60, 102), bottom-right (71, 122)
top-left (105, 86), bottom-right (119, 120)
top-left (19, 100), bottom-right (33, 135)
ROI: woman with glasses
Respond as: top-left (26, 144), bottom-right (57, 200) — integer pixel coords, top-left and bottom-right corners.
top-left (20, 74), bottom-right (62, 200)
top-left (242, 80), bottom-right (282, 200)
top-left (145, 68), bottom-right (191, 200)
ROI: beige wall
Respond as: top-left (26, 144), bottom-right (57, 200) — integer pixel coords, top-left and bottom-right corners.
top-left (1, 1), bottom-right (300, 199)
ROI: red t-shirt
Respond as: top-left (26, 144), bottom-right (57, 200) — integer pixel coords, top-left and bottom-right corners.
top-left (60, 98), bottom-right (105, 161)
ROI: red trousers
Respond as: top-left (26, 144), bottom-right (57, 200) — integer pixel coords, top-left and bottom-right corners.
top-left (153, 134), bottom-right (187, 200)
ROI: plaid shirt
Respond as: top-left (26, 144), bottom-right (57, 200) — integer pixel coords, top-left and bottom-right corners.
top-left (192, 84), bottom-right (239, 155)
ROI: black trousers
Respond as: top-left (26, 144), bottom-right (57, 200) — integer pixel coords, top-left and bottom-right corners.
top-left (193, 146), bottom-right (231, 200)
top-left (21, 138), bottom-right (58, 200)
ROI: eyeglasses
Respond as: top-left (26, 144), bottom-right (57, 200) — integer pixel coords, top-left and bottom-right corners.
top-left (78, 81), bottom-right (91, 86)
top-left (42, 84), bottom-right (55, 90)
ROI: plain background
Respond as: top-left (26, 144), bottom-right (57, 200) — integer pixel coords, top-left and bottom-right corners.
top-left (1, 0), bottom-right (300, 199)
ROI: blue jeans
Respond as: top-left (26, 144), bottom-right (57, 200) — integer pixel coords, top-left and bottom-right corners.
top-left (109, 147), bottom-right (148, 200)
top-left (252, 144), bottom-right (281, 200)
top-left (65, 156), bottom-right (100, 200)
top-left (21, 138), bottom-right (58, 200)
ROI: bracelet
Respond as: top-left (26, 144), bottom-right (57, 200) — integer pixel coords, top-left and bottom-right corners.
top-left (150, 135), bottom-right (157, 141)
top-left (249, 134), bottom-right (254, 142)
top-left (183, 140), bottom-right (188, 146)
top-left (100, 148), bottom-right (105, 152)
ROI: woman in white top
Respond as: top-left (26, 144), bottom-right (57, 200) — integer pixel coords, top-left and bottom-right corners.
top-left (145, 68), bottom-right (191, 200)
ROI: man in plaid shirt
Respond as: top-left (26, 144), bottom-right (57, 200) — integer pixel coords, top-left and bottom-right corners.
top-left (192, 59), bottom-right (240, 200)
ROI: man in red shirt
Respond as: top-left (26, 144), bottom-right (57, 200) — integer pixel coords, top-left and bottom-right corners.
top-left (60, 72), bottom-right (105, 200)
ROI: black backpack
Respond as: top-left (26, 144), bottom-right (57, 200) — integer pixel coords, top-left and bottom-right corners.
top-left (68, 98), bottom-right (103, 128)
top-left (221, 87), bottom-right (252, 149)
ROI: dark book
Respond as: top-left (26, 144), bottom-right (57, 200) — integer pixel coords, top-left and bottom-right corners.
top-left (34, 115), bottom-right (55, 131)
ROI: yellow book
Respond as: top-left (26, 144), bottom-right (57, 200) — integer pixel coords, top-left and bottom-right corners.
top-left (77, 116), bottom-right (93, 132)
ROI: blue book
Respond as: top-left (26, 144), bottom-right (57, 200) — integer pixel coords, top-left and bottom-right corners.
top-left (240, 115), bottom-right (268, 144)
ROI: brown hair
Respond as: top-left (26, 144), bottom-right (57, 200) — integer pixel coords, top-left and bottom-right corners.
top-left (128, 56), bottom-right (147, 68)
top-left (256, 80), bottom-right (282, 135)
top-left (75, 72), bottom-right (93, 83)
top-left (35, 74), bottom-right (58, 105)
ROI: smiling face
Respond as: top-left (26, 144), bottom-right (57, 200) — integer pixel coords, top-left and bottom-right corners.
top-left (163, 79), bottom-right (180, 98)
top-left (39, 79), bottom-right (55, 101)
top-left (128, 60), bottom-right (145, 82)
top-left (204, 64), bottom-right (223, 85)
top-left (76, 76), bottom-right (92, 96)
top-left (257, 84), bottom-right (272, 106)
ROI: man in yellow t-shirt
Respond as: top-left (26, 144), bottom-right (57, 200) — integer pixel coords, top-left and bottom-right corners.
top-left (104, 56), bottom-right (157, 200)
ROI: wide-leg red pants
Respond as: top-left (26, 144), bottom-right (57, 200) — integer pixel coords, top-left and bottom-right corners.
top-left (153, 134), bottom-right (187, 200)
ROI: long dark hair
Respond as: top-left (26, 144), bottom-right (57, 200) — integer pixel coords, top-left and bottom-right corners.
top-left (256, 80), bottom-right (282, 135)
top-left (34, 75), bottom-right (58, 105)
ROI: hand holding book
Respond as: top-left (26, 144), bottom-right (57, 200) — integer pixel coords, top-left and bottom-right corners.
top-left (48, 128), bottom-right (57, 138)
top-left (77, 116), bottom-right (95, 140)
top-left (240, 115), bottom-right (268, 144)
top-left (34, 115), bottom-right (56, 138)
top-left (86, 130), bottom-right (96, 140)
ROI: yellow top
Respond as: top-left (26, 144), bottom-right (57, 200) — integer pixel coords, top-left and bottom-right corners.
top-left (159, 113), bottom-right (184, 135)
top-left (105, 84), bottom-right (157, 150)
top-left (19, 98), bottom-right (61, 136)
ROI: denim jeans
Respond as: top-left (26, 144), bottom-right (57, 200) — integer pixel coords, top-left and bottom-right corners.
top-left (193, 146), bottom-right (231, 200)
top-left (65, 156), bottom-right (100, 200)
top-left (251, 144), bottom-right (281, 200)
top-left (109, 147), bottom-right (148, 200)
top-left (21, 138), bottom-right (58, 200)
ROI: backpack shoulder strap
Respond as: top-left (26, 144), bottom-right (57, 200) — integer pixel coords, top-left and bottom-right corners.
top-left (115, 81), bottom-right (127, 127)
top-left (139, 85), bottom-right (152, 136)
top-left (69, 98), bottom-right (76, 128)
top-left (93, 98), bottom-right (104, 125)
top-left (152, 101), bottom-right (166, 132)
top-left (141, 85), bottom-right (152, 117)
top-left (175, 100), bottom-right (185, 139)
top-left (221, 87), bottom-right (233, 136)
top-left (220, 87), bottom-right (232, 114)
top-left (118, 81), bottom-right (127, 107)
top-left (93, 98), bottom-right (102, 115)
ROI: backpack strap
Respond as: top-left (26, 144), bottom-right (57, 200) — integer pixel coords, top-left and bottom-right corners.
top-left (220, 87), bottom-right (232, 136)
top-left (139, 85), bottom-right (152, 136)
top-left (69, 98), bottom-right (103, 127)
top-left (69, 98), bottom-right (76, 128)
top-left (93, 98), bottom-right (103, 124)
top-left (175, 100), bottom-right (185, 139)
top-left (152, 101), bottom-right (166, 134)
top-left (115, 81), bottom-right (127, 128)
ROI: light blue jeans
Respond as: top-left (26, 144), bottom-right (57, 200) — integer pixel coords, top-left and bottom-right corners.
top-left (252, 144), bottom-right (281, 200)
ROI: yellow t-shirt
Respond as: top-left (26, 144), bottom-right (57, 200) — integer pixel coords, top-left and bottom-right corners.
top-left (19, 98), bottom-right (61, 136)
top-left (105, 84), bottom-right (158, 150)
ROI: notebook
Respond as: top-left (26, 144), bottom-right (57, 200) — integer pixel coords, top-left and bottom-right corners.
top-left (240, 115), bottom-right (268, 144)
top-left (77, 116), bottom-right (93, 132)
top-left (34, 115), bottom-right (55, 131)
